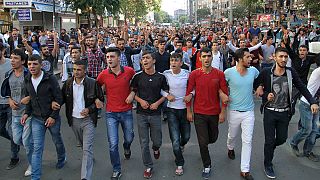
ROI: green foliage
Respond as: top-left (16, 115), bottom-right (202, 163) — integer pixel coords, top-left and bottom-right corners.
top-left (120, 0), bottom-right (161, 20)
top-left (154, 10), bottom-right (172, 23)
top-left (65, 0), bottom-right (120, 16)
top-left (197, 7), bottom-right (210, 20)
top-left (303, 0), bottom-right (320, 20)
top-left (179, 15), bottom-right (188, 24)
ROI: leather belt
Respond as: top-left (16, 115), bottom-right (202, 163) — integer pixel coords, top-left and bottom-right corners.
top-left (266, 107), bottom-right (290, 112)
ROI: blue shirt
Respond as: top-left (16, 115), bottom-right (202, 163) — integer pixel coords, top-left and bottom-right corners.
top-left (224, 66), bottom-right (259, 111)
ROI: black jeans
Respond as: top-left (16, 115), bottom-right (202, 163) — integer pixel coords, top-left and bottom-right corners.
top-left (263, 109), bottom-right (290, 167)
top-left (194, 113), bottom-right (219, 168)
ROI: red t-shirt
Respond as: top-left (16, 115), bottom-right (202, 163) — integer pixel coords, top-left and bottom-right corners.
top-left (186, 68), bottom-right (228, 115)
top-left (97, 66), bottom-right (135, 112)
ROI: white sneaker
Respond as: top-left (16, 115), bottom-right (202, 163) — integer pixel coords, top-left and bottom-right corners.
top-left (24, 165), bottom-right (32, 177)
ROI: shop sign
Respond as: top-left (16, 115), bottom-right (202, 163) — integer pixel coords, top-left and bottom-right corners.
top-left (10, 9), bottom-right (32, 21)
top-left (3, 0), bottom-right (32, 8)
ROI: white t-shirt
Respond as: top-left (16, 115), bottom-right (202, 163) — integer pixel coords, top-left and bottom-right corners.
top-left (162, 69), bottom-right (189, 109)
top-left (211, 51), bottom-right (223, 71)
top-left (301, 67), bottom-right (320, 105)
top-left (31, 71), bottom-right (44, 93)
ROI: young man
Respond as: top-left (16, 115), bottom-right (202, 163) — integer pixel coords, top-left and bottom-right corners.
top-left (40, 31), bottom-right (58, 74)
top-left (131, 50), bottom-right (169, 179)
top-left (1, 49), bottom-right (33, 176)
top-left (162, 53), bottom-right (191, 176)
top-left (290, 64), bottom-right (320, 162)
top-left (0, 42), bottom-right (20, 170)
top-left (256, 47), bottom-right (319, 179)
top-left (186, 47), bottom-right (228, 179)
top-left (21, 54), bottom-right (66, 180)
top-left (96, 47), bottom-right (136, 179)
top-left (224, 48), bottom-right (259, 180)
top-left (211, 40), bottom-right (224, 71)
top-left (62, 60), bottom-right (104, 180)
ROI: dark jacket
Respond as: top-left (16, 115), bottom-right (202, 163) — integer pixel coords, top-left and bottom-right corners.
top-left (62, 76), bottom-right (104, 127)
top-left (256, 66), bottom-right (318, 116)
top-left (123, 46), bottom-right (141, 68)
top-left (24, 71), bottom-right (63, 121)
top-left (8, 35), bottom-right (23, 53)
top-left (1, 67), bottom-right (29, 98)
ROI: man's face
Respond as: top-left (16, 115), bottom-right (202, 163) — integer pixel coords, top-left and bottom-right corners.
top-left (176, 43), bottom-right (183, 49)
top-left (141, 53), bottom-right (155, 70)
top-left (274, 51), bottom-right (288, 68)
top-left (117, 40), bottom-right (125, 51)
top-left (106, 52), bottom-right (119, 68)
top-left (88, 37), bottom-right (97, 49)
top-left (298, 47), bottom-right (308, 59)
top-left (128, 38), bottom-right (136, 48)
top-left (220, 38), bottom-right (226, 45)
top-left (70, 38), bottom-right (76, 44)
top-left (10, 54), bottom-right (24, 69)
top-left (158, 42), bottom-right (166, 51)
top-left (41, 46), bottom-right (50, 56)
top-left (239, 41), bottom-right (246, 48)
top-left (67, 45), bottom-right (74, 53)
top-left (241, 51), bottom-right (252, 68)
top-left (212, 43), bottom-right (218, 51)
top-left (252, 36), bottom-right (259, 43)
top-left (186, 41), bottom-right (192, 48)
top-left (154, 39), bottom-right (159, 47)
top-left (73, 64), bottom-right (86, 79)
top-left (98, 38), bottom-right (104, 46)
top-left (200, 43), bottom-right (207, 49)
top-left (71, 49), bottom-right (81, 60)
top-left (12, 30), bottom-right (18, 39)
top-left (200, 51), bottom-right (212, 68)
top-left (253, 22), bottom-right (257, 28)
top-left (170, 57), bottom-right (183, 71)
top-left (28, 60), bottom-right (42, 76)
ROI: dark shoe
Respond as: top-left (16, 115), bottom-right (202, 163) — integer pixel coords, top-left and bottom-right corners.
top-left (111, 171), bottom-right (122, 180)
top-left (228, 149), bottom-right (235, 160)
top-left (56, 157), bottom-right (67, 169)
top-left (153, 149), bottom-right (160, 159)
top-left (143, 168), bottom-right (153, 179)
top-left (124, 149), bottom-right (131, 160)
top-left (240, 172), bottom-right (254, 180)
top-left (6, 158), bottom-right (20, 170)
top-left (201, 166), bottom-right (211, 179)
top-left (290, 144), bottom-right (301, 157)
top-left (305, 152), bottom-right (320, 162)
top-left (264, 166), bottom-right (276, 179)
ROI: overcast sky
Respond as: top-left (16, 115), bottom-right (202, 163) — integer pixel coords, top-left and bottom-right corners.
top-left (161, 0), bottom-right (187, 16)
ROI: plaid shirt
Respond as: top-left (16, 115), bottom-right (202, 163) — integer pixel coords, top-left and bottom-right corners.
top-left (86, 48), bottom-right (105, 78)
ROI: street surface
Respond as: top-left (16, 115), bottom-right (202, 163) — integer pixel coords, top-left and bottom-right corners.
top-left (0, 98), bottom-right (319, 180)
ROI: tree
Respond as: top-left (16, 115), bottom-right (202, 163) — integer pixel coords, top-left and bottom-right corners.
top-left (231, 4), bottom-right (248, 20)
top-left (154, 10), bottom-right (172, 23)
top-left (119, 0), bottom-right (161, 24)
top-left (303, 0), bottom-right (320, 20)
top-left (197, 8), bottom-right (210, 20)
top-left (240, 0), bottom-right (264, 26)
top-left (179, 15), bottom-right (188, 24)
top-left (65, 0), bottom-right (120, 27)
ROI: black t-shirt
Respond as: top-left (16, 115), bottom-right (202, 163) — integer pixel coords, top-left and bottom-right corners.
top-left (131, 71), bottom-right (169, 115)
top-left (267, 73), bottom-right (290, 109)
top-left (42, 55), bottom-right (54, 74)
top-left (154, 51), bottom-right (170, 73)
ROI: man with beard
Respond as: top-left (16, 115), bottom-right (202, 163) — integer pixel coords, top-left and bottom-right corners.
top-left (224, 48), bottom-right (259, 180)
top-left (256, 47), bottom-right (319, 179)
top-left (186, 47), bottom-right (228, 179)
top-left (84, 35), bottom-right (105, 79)
top-left (40, 32), bottom-right (58, 74)
top-left (96, 47), bottom-right (135, 179)
top-left (116, 38), bottom-right (141, 68)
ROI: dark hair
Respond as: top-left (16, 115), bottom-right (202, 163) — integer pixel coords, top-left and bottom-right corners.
top-left (176, 40), bottom-right (183, 44)
top-left (275, 47), bottom-right (289, 55)
top-left (186, 38), bottom-right (193, 42)
top-left (200, 40), bottom-right (207, 44)
top-left (170, 52), bottom-right (183, 60)
top-left (106, 47), bottom-right (121, 57)
top-left (71, 46), bottom-right (81, 53)
top-left (158, 38), bottom-right (166, 44)
top-left (212, 40), bottom-right (219, 44)
top-left (234, 48), bottom-right (249, 62)
top-left (266, 36), bottom-right (273, 41)
top-left (73, 59), bottom-right (87, 69)
top-left (142, 50), bottom-right (156, 60)
top-left (200, 47), bottom-right (212, 56)
top-left (11, 49), bottom-right (28, 62)
top-left (299, 45), bottom-right (309, 50)
top-left (116, 38), bottom-right (125, 44)
top-left (28, 54), bottom-right (43, 64)
top-left (40, 44), bottom-right (48, 50)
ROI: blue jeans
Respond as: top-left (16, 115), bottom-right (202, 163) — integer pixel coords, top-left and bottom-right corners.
top-left (167, 108), bottom-right (190, 166)
top-left (291, 101), bottom-right (319, 152)
top-left (31, 116), bottom-right (66, 180)
top-left (106, 110), bottom-right (134, 172)
top-left (0, 104), bottom-right (20, 160)
top-left (303, 111), bottom-right (320, 155)
top-left (12, 115), bottom-right (33, 164)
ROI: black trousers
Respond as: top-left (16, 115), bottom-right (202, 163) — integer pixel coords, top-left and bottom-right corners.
top-left (194, 113), bottom-right (219, 168)
top-left (263, 109), bottom-right (290, 167)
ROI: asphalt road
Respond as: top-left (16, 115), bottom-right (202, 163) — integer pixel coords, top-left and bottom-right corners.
top-left (0, 99), bottom-right (319, 180)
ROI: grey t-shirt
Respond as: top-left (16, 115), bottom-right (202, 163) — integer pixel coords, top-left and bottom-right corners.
top-left (9, 72), bottom-right (26, 116)
top-left (0, 58), bottom-right (11, 104)
top-left (261, 44), bottom-right (275, 64)
top-left (267, 75), bottom-right (289, 109)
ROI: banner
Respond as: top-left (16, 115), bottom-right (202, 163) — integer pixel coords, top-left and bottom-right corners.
top-left (10, 9), bottom-right (32, 21)
top-left (3, 0), bottom-right (32, 8)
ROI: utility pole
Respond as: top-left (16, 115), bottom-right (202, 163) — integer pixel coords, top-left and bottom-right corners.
top-left (195, 0), bottom-right (198, 25)
top-left (53, 0), bottom-right (56, 31)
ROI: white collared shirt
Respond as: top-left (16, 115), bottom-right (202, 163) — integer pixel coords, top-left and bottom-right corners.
top-left (72, 78), bottom-right (85, 118)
